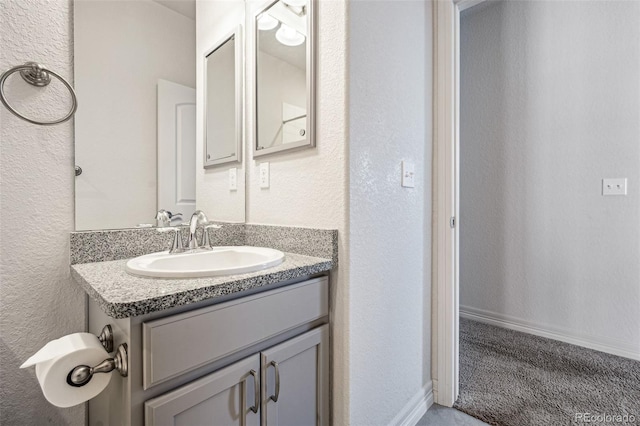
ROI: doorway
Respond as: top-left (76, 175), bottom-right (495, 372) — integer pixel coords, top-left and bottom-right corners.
top-left (433, 0), bottom-right (640, 412)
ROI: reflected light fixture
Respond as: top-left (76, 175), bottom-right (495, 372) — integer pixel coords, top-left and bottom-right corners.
top-left (275, 23), bottom-right (305, 46)
top-left (258, 13), bottom-right (279, 31)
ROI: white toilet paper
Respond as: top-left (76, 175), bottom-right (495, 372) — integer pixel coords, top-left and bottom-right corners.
top-left (21, 333), bottom-right (112, 408)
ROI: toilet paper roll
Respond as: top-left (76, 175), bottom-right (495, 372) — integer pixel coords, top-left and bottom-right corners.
top-left (24, 333), bottom-right (112, 408)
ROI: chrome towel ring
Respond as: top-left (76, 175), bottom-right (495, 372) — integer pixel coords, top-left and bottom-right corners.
top-left (0, 62), bottom-right (78, 126)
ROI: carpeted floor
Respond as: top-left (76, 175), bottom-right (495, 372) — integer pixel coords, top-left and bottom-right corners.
top-left (454, 318), bottom-right (640, 426)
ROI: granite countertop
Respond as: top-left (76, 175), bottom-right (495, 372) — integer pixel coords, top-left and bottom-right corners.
top-left (72, 252), bottom-right (333, 319)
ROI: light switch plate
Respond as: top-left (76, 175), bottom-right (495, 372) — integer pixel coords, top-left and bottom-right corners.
top-left (402, 160), bottom-right (415, 188)
top-left (602, 178), bottom-right (627, 196)
top-left (229, 168), bottom-right (237, 191)
top-left (259, 162), bottom-right (270, 189)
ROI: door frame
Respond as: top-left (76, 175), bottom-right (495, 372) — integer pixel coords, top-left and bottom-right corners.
top-left (431, 0), bottom-right (485, 407)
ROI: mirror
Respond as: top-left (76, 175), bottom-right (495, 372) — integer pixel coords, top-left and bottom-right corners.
top-left (253, 0), bottom-right (315, 157)
top-left (204, 28), bottom-right (243, 168)
top-left (74, 0), bottom-right (246, 230)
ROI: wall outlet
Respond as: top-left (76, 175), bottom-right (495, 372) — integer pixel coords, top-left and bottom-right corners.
top-left (259, 162), bottom-right (270, 189)
top-left (602, 178), bottom-right (627, 196)
top-left (229, 168), bottom-right (237, 191)
top-left (401, 160), bottom-right (415, 188)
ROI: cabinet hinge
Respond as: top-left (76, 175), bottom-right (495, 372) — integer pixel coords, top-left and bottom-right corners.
top-left (450, 217), bottom-right (456, 228)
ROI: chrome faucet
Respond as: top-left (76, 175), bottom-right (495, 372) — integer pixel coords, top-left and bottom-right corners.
top-left (157, 210), bottom-right (221, 253)
top-left (187, 210), bottom-right (210, 250)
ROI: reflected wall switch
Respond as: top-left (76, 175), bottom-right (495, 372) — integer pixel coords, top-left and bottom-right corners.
top-left (259, 162), bottom-right (270, 189)
top-left (602, 178), bottom-right (627, 196)
top-left (402, 160), bottom-right (415, 188)
top-left (229, 168), bottom-right (237, 191)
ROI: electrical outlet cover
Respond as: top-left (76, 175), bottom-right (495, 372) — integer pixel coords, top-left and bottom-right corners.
top-left (602, 178), bottom-right (627, 196)
top-left (229, 168), bottom-right (237, 191)
top-left (259, 162), bottom-right (270, 189)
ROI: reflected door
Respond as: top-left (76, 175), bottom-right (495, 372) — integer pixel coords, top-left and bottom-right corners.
top-left (157, 79), bottom-right (196, 220)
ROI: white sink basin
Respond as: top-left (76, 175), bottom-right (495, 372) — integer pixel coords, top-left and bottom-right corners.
top-left (125, 246), bottom-right (285, 278)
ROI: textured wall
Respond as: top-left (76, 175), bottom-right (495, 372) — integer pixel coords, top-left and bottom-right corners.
top-left (460, 1), bottom-right (640, 357)
top-left (196, 0), bottom-right (246, 223)
top-left (75, 0), bottom-right (196, 230)
top-left (0, 0), bottom-right (86, 424)
top-left (348, 1), bottom-right (432, 423)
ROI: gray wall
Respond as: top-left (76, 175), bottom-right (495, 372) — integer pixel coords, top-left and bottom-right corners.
top-left (460, 0), bottom-right (640, 357)
top-left (348, 1), bottom-right (433, 423)
top-left (0, 0), bottom-right (86, 424)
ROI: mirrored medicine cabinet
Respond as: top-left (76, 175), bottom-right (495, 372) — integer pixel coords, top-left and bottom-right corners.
top-left (204, 27), bottom-right (243, 168)
top-left (253, 0), bottom-right (316, 157)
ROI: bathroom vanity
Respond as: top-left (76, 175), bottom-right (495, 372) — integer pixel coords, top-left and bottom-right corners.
top-left (70, 225), bottom-right (336, 426)
top-left (69, 0), bottom-right (328, 422)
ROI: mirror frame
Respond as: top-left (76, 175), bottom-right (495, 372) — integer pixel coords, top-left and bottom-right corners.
top-left (204, 25), bottom-right (244, 168)
top-left (252, 0), bottom-right (316, 158)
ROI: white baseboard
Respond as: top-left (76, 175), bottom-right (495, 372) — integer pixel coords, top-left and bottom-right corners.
top-left (460, 305), bottom-right (640, 361)
top-left (389, 381), bottom-right (434, 426)
top-left (431, 379), bottom-right (439, 406)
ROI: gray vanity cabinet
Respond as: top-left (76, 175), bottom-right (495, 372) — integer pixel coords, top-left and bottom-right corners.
top-left (145, 355), bottom-right (261, 426)
top-left (261, 326), bottom-right (329, 426)
top-left (145, 326), bottom-right (328, 426)
top-left (88, 276), bottom-right (329, 426)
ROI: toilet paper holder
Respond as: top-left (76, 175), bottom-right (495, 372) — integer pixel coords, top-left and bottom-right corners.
top-left (66, 343), bottom-right (128, 388)
top-left (97, 325), bottom-right (114, 353)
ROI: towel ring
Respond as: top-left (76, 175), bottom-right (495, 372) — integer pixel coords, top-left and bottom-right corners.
top-left (0, 62), bottom-right (78, 126)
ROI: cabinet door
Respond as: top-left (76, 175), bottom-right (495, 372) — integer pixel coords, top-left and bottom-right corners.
top-left (145, 355), bottom-right (260, 426)
top-left (261, 326), bottom-right (329, 426)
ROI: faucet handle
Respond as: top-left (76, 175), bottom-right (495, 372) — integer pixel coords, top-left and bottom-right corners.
top-left (157, 226), bottom-right (186, 253)
top-left (169, 212), bottom-right (183, 224)
top-left (202, 223), bottom-right (222, 249)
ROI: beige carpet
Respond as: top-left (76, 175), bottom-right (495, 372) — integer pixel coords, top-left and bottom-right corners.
top-left (454, 318), bottom-right (640, 425)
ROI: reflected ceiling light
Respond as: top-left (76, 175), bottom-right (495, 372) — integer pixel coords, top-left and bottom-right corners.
top-left (275, 23), bottom-right (305, 46)
top-left (283, 0), bottom-right (307, 7)
top-left (258, 14), bottom-right (279, 31)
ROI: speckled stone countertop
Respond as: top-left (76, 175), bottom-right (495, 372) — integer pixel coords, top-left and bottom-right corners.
top-left (70, 224), bottom-right (337, 318)
top-left (72, 252), bottom-right (332, 319)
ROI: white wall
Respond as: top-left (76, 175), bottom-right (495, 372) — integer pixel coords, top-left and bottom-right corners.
top-left (75, 0), bottom-right (195, 230)
top-left (0, 0), bottom-right (86, 424)
top-left (196, 0), bottom-right (246, 223)
top-left (460, 0), bottom-right (640, 358)
top-left (348, 1), bottom-right (432, 423)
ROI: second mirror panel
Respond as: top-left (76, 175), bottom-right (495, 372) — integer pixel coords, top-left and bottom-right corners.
top-left (254, 0), bottom-right (315, 156)
top-left (204, 29), bottom-right (242, 167)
